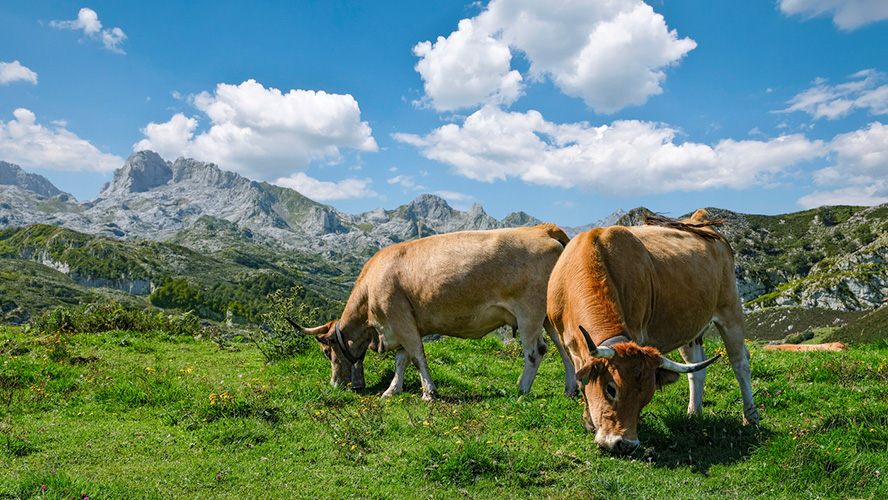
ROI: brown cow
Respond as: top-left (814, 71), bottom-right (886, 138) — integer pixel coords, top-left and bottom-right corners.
top-left (764, 342), bottom-right (847, 352)
top-left (547, 210), bottom-right (759, 454)
top-left (294, 224), bottom-right (577, 400)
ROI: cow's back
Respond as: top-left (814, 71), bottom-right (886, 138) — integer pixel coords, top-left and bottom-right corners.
top-left (623, 225), bottom-right (738, 351)
top-left (360, 224), bottom-right (567, 338)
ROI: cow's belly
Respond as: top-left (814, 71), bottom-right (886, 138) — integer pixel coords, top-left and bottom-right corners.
top-left (415, 304), bottom-right (516, 339)
top-left (643, 316), bottom-right (714, 353)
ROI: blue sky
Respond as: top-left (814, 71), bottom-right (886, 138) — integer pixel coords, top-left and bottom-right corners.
top-left (1, 1), bottom-right (887, 227)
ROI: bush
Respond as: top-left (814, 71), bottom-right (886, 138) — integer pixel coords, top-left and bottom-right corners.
top-left (250, 286), bottom-right (323, 363)
top-left (31, 301), bottom-right (201, 337)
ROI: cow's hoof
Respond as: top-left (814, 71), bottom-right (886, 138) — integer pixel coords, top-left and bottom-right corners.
top-left (422, 391), bottom-right (438, 402)
top-left (743, 409), bottom-right (761, 426)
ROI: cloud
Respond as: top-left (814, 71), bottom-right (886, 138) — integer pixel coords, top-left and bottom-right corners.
top-left (50, 8), bottom-right (127, 53)
top-left (387, 174), bottom-right (428, 191)
top-left (799, 121), bottom-right (888, 207)
top-left (0, 108), bottom-right (123, 172)
top-left (778, 0), bottom-right (888, 31)
top-left (412, 0), bottom-right (696, 114)
top-left (134, 79), bottom-right (378, 181)
top-left (0, 61), bottom-right (38, 85)
top-left (273, 172), bottom-right (377, 201)
top-left (394, 106), bottom-right (827, 196)
top-left (413, 18), bottom-right (523, 111)
top-left (433, 190), bottom-right (475, 202)
top-left (778, 70), bottom-right (888, 120)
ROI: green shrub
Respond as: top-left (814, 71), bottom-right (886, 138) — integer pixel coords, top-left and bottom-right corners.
top-left (31, 301), bottom-right (201, 337)
top-left (249, 286), bottom-right (323, 363)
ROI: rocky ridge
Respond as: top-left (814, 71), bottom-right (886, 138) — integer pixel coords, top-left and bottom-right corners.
top-left (2, 151), bottom-right (887, 312)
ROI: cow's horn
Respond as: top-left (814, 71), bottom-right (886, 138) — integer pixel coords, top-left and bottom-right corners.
top-left (285, 318), bottom-right (302, 331)
top-left (579, 325), bottom-right (615, 359)
top-left (658, 354), bottom-right (721, 373)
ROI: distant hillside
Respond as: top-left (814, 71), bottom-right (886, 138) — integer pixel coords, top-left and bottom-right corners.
top-left (826, 304), bottom-right (888, 345)
top-left (1, 151), bottom-right (887, 325)
top-left (0, 224), bottom-right (347, 324)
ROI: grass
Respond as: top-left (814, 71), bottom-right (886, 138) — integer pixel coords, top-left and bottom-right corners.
top-left (1, 324), bottom-right (886, 500)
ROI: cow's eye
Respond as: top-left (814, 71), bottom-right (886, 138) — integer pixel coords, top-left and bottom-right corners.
top-left (605, 382), bottom-right (618, 401)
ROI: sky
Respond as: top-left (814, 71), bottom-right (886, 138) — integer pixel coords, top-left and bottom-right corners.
top-left (1, 0), bottom-right (887, 228)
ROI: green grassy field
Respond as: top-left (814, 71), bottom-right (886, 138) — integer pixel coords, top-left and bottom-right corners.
top-left (1, 323), bottom-right (886, 500)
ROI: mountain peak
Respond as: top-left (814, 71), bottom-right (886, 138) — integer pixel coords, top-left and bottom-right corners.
top-left (0, 161), bottom-right (69, 198)
top-left (99, 151), bottom-right (172, 197)
top-left (405, 194), bottom-right (454, 220)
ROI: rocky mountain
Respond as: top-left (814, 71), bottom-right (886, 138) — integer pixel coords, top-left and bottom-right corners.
top-left (0, 161), bottom-right (68, 198)
top-left (1, 151), bottom-right (887, 317)
top-left (0, 151), bottom-right (619, 260)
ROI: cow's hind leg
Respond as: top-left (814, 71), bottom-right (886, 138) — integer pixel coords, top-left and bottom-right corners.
top-left (678, 334), bottom-right (707, 416)
top-left (713, 315), bottom-right (760, 426)
top-left (545, 319), bottom-right (578, 397)
top-left (515, 311), bottom-right (550, 393)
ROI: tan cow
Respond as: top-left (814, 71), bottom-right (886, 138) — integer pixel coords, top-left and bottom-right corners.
top-left (764, 342), bottom-right (848, 352)
top-left (547, 211), bottom-right (759, 454)
top-left (294, 224), bottom-right (578, 400)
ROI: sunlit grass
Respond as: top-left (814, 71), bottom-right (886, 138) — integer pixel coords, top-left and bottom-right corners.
top-left (1, 324), bottom-right (886, 499)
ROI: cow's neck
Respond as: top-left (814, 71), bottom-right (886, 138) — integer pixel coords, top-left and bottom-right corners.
top-left (599, 335), bottom-right (632, 347)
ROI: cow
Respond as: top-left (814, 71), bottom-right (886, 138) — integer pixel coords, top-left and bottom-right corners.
top-left (547, 210), bottom-right (759, 454)
top-left (764, 342), bottom-right (847, 352)
top-left (293, 224), bottom-right (578, 401)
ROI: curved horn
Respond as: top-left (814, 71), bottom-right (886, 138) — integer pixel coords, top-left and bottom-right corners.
top-left (287, 319), bottom-right (335, 337)
top-left (659, 354), bottom-right (721, 373)
top-left (579, 325), bottom-right (615, 359)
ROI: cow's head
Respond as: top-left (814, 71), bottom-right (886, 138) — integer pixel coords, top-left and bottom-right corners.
top-left (287, 319), bottom-right (374, 389)
top-left (575, 326), bottom-right (719, 454)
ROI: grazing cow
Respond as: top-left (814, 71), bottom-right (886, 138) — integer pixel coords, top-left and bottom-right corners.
top-left (764, 342), bottom-right (847, 352)
top-left (293, 224), bottom-right (577, 400)
top-left (547, 210), bottom-right (759, 454)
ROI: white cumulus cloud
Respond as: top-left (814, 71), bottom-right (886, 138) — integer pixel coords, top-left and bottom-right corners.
top-left (799, 121), bottom-right (888, 207)
top-left (0, 108), bottom-right (122, 172)
top-left (412, 0), bottom-right (696, 114)
top-left (779, 0), bottom-right (888, 31)
top-left (50, 7), bottom-right (127, 53)
top-left (134, 79), bottom-right (378, 182)
top-left (393, 106), bottom-right (827, 196)
top-left (0, 61), bottom-right (38, 85)
top-left (778, 70), bottom-right (888, 120)
top-left (274, 172), bottom-right (377, 201)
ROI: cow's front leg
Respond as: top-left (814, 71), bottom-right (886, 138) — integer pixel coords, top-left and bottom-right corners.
top-left (678, 339), bottom-right (707, 416)
top-left (351, 360), bottom-right (366, 390)
top-left (382, 348), bottom-right (410, 398)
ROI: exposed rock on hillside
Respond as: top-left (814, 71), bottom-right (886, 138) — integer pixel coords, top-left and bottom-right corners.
top-left (0, 161), bottom-right (68, 198)
top-left (1, 151), bottom-right (887, 313)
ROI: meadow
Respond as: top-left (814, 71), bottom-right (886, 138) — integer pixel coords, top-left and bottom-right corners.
top-left (1, 316), bottom-right (887, 499)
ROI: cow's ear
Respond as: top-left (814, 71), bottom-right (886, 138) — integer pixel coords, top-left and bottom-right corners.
top-left (575, 363), bottom-right (592, 387)
top-left (655, 368), bottom-right (681, 389)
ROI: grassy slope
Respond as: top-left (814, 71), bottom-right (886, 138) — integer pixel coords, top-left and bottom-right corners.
top-left (827, 306), bottom-right (888, 345)
top-left (1, 327), bottom-right (886, 500)
top-left (742, 306), bottom-right (870, 342)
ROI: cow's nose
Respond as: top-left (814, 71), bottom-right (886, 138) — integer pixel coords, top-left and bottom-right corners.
top-left (613, 438), bottom-right (639, 455)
